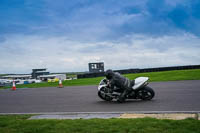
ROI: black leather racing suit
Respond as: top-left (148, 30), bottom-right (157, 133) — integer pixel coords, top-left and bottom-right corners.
top-left (108, 72), bottom-right (135, 101)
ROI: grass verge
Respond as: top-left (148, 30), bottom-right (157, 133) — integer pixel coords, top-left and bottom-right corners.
top-left (0, 115), bottom-right (200, 133)
top-left (1, 69), bottom-right (200, 89)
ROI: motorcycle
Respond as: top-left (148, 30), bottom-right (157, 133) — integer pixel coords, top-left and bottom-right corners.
top-left (97, 77), bottom-right (155, 102)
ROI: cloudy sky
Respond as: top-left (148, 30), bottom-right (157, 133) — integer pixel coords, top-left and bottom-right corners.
top-left (0, 0), bottom-right (200, 73)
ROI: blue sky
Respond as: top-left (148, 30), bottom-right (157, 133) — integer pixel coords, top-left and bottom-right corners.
top-left (0, 0), bottom-right (200, 73)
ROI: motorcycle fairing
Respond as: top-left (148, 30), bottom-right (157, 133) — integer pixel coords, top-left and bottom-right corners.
top-left (132, 77), bottom-right (149, 90)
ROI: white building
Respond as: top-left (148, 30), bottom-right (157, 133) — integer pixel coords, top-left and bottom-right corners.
top-left (2, 75), bottom-right (32, 80)
top-left (39, 74), bottom-right (66, 81)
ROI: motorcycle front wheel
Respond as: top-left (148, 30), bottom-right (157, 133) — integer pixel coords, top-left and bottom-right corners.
top-left (138, 86), bottom-right (155, 100)
top-left (98, 90), bottom-right (113, 101)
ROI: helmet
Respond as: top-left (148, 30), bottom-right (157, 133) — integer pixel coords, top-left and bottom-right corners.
top-left (105, 69), bottom-right (114, 79)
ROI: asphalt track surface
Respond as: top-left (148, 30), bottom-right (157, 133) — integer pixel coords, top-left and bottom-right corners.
top-left (0, 80), bottom-right (200, 113)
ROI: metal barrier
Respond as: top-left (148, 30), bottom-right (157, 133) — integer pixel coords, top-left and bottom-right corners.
top-left (77, 65), bottom-right (200, 79)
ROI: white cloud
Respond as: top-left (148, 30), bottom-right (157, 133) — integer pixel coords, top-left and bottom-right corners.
top-left (0, 33), bottom-right (200, 73)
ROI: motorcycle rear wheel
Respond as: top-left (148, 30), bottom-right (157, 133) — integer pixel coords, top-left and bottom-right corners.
top-left (139, 86), bottom-right (155, 100)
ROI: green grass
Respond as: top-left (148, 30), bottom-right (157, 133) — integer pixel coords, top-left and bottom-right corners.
top-left (0, 115), bottom-right (200, 133)
top-left (1, 69), bottom-right (200, 89)
top-left (124, 69), bottom-right (200, 82)
top-left (0, 74), bottom-right (7, 76)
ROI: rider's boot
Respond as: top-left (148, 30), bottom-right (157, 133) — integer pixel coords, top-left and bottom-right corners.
top-left (117, 89), bottom-right (131, 103)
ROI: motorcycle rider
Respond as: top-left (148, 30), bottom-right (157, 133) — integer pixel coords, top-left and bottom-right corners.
top-left (105, 69), bottom-right (135, 102)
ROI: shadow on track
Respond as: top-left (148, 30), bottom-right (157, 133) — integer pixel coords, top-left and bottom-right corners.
top-left (95, 99), bottom-right (155, 105)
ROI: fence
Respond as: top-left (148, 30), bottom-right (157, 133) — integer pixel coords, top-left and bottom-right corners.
top-left (77, 65), bottom-right (200, 79)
